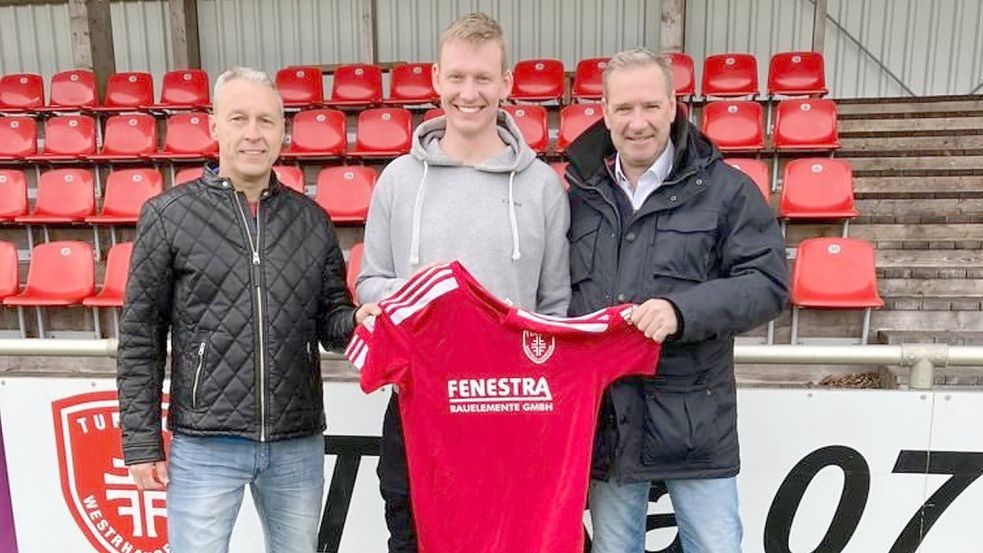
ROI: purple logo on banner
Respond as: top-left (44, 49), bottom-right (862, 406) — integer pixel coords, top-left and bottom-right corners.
top-left (0, 413), bottom-right (19, 553)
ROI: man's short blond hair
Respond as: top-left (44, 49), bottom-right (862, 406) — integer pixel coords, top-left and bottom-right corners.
top-left (437, 12), bottom-right (509, 72)
top-left (602, 48), bottom-right (675, 99)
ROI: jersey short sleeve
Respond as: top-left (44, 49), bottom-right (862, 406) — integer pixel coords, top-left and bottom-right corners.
top-left (345, 311), bottom-right (412, 393)
top-left (597, 306), bottom-right (662, 385)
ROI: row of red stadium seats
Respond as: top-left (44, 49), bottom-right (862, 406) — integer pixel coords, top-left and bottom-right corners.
top-left (0, 166), bottom-right (376, 225)
top-left (0, 156), bottom-right (854, 229)
top-left (0, 51), bottom-right (826, 114)
top-left (0, 234), bottom-right (880, 343)
top-left (0, 98), bottom-right (838, 163)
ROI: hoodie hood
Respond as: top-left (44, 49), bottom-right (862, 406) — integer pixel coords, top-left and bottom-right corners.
top-left (405, 110), bottom-right (539, 264)
top-left (410, 110), bottom-right (539, 173)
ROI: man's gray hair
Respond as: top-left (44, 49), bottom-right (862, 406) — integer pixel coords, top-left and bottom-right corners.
top-left (213, 66), bottom-right (284, 114)
top-left (602, 48), bottom-right (675, 99)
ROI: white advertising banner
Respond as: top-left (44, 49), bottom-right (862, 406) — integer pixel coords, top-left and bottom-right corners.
top-left (0, 378), bottom-right (980, 553)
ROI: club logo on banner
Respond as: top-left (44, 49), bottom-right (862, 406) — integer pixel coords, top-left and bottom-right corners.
top-left (52, 391), bottom-right (172, 553)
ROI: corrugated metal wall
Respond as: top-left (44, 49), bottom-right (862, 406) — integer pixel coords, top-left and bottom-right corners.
top-left (196, 0), bottom-right (365, 78)
top-left (0, 3), bottom-right (74, 77)
top-left (375, 0), bottom-right (660, 66)
top-left (686, 0), bottom-right (983, 97)
top-left (1, 0), bottom-right (980, 99)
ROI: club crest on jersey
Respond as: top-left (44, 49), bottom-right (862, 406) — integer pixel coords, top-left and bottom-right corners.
top-left (522, 331), bottom-right (555, 364)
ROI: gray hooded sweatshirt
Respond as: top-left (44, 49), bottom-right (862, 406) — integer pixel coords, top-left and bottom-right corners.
top-left (356, 111), bottom-right (570, 316)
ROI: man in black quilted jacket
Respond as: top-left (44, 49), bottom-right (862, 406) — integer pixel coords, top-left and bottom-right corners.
top-left (116, 67), bottom-right (378, 553)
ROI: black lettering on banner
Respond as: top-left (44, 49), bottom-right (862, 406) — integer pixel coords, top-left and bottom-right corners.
top-left (889, 450), bottom-right (983, 553)
top-left (763, 445), bottom-right (869, 553)
top-left (318, 435), bottom-right (381, 553)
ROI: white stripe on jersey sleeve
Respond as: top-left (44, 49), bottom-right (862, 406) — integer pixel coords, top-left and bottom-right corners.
top-left (352, 345), bottom-right (368, 370)
top-left (389, 277), bottom-right (460, 325)
top-left (515, 309), bottom-right (610, 333)
top-left (380, 265), bottom-right (453, 311)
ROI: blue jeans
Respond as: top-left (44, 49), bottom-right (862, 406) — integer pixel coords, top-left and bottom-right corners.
top-left (167, 433), bottom-right (325, 553)
top-left (589, 476), bottom-right (742, 553)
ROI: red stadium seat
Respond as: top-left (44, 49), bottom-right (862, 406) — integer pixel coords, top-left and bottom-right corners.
top-left (386, 62), bottom-right (438, 105)
top-left (0, 73), bottom-right (44, 113)
top-left (175, 167), bottom-right (203, 185)
top-left (276, 66), bottom-right (323, 108)
top-left (92, 72), bottom-right (154, 112)
top-left (550, 161), bottom-right (570, 191)
top-left (510, 58), bottom-right (565, 103)
top-left (502, 105), bottom-right (548, 153)
top-left (0, 117), bottom-right (37, 160)
top-left (27, 115), bottom-right (97, 162)
top-left (423, 107), bottom-right (444, 121)
top-left (556, 103), bottom-right (603, 153)
top-left (779, 158), bottom-right (856, 234)
top-left (347, 242), bottom-right (363, 302)
top-left (272, 165), bottom-right (305, 193)
top-left (151, 69), bottom-right (210, 110)
top-left (0, 170), bottom-right (28, 221)
top-left (38, 70), bottom-right (99, 113)
top-left (327, 63), bottom-right (383, 107)
top-left (315, 166), bottom-right (376, 224)
top-left (790, 237), bottom-right (883, 344)
top-left (571, 57), bottom-right (608, 101)
top-left (700, 101), bottom-right (764, 152)
top-left (86, 169), bottom-right (163, 224)
top-left (4, 241), bottom-right (94, 306)
top-left (723, 158), bottom-right (770, 201)
top-left (281, 109), bottom-right (346, 159)
top-left (0, 241), bottom-right (19, 300)
top-left (773, 99), bottom-right (839, 151)
top-left (768, 51), bottom-right (827, 97)
top-left (150, 112), bottom-right (218, 160)
top-left (350, 108), bottom-right (412, 158)
top-left (665, 52), bottom-right (696, 97)
top-left (16, 168), bottom-right (95, 224)
top-left (89, 114), bottom-right (158, 162)
top-left (701, 53), bottom-right (759, 98)
top-left (83, 242), bottom-right (133, 308)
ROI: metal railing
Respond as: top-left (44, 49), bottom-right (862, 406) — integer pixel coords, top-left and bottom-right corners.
top-left (1, 339), bottom-right (981, 391)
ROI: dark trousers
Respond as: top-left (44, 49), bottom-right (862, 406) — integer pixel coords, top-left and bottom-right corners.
top-left (378, 394), bottom-right (418, 552)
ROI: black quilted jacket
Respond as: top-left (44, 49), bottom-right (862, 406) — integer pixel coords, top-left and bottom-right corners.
top-left (117, 167), bottom-right (356, 465)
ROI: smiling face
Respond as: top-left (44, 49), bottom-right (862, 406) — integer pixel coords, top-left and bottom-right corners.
top-left (432, 38), bottom-right (513, 140)
top-left (602, 64), bottom-right (677, 175)
top-left (209, 78), bottom-right (284, 186)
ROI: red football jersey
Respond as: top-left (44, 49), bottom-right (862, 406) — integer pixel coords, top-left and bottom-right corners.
top-left (346, 262), bottom-right (661, 553)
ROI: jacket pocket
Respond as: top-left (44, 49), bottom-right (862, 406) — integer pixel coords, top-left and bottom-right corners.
top-left (190, 339), bottom-right (209, 410)
top-left (569, 215), bottom-right (601, 285)
top-left (649, 208), bottom-right (719, 283)
top-left (641, 385), bottom-right (720, 465)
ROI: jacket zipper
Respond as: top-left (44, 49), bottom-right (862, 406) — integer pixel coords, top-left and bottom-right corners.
top-left (232, 194), bottom-right (267, 442)
top-left (191, 341), bottom-right (207, 409)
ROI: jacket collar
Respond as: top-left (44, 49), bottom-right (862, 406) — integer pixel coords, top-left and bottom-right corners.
top-left (565, 109), bottom-right (720, 190)
top-left (201, 162), bottom-right (286, 196)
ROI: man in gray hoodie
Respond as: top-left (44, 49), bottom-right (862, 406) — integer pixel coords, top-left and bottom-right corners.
top-left (356, 12), bottom-right (570, 552)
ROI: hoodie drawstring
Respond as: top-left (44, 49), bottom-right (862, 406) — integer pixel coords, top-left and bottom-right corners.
top-left (409, 161), bottom-right (429, 265)
top-left (409, 163), bottom-right (522, 266)
top-left (507, 170), bottom-right (521, 261)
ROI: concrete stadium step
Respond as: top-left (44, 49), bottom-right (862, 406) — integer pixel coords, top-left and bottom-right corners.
top-left (835, 96), bottom-right (983, 116)
top-left (876, 249), bottom-right (983, 278)
top-left (838, 135), bottom-right (983, 155)
top-left (785, 223), bottom-right (983, 250)
top-left (839, 116), bottom-right (983, 136)
top-left (878, 279), bottom-right (983, 311)
top-left (852, 176), bottom-right (983, 199)
top-left (841, 155), bottom-right (983, 176)
top-left (877, 329), bottom-right (983, 346)
top-left (852, 198), bottom-right (983, 224)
